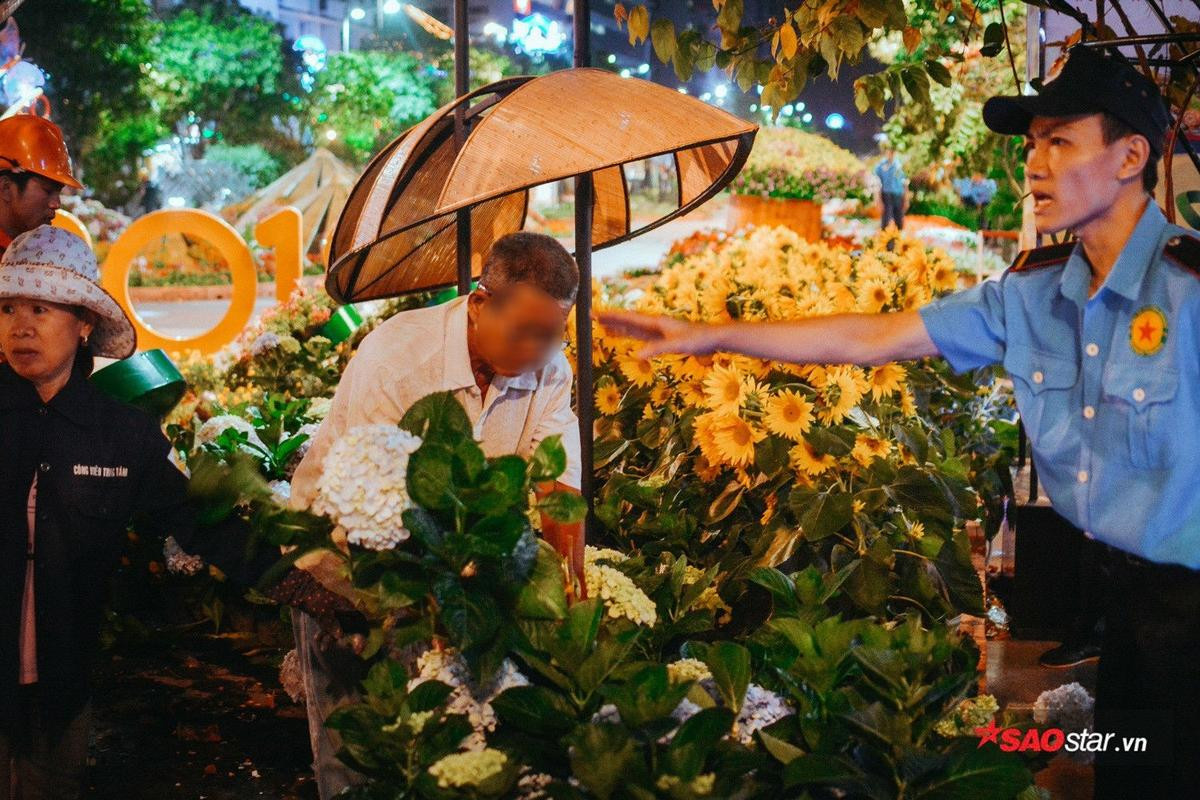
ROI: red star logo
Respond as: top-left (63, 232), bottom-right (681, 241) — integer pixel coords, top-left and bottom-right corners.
top-left (1137, 319), bottom-right (1157, 342)
top-left (974, 718), bottom-right (1003, 748)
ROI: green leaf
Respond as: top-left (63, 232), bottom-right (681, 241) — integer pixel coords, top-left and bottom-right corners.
top-left (783, 753), bottom-right (872, 791)
top-left (910, 739), bottom-right (1033, 799)
top-left (981, 22), bottom-right (1005, 57)
top-left (398, 391), bottom-right (472, 442)
top-left (569, 724), bottom-right (639, 800)
top-left (755, 435), bottom-right (791, 478)
top-left (705, 482), bottom-right (745, 524)
top-left (759, 729), bottom-right (806, 764)
top-left (829, 16), bottom-right (865, 56)
top-left (666, 708), bottom-right (736, 779)
top-left (716, 0), bottom-right (743, 33)
top-left (747, 567), bottom-right (800, 614)
top-left (703, 642), bottom-right (751, 712)
top-left (491, 685), bottom-right (578, 736)
top-left (407, 679), bottom-right (454, 712)
top-left (650, 18), bottom-right (676, 63)
top-left (406, 445), bottom-right (455, 511)
top-left (854, 0), bottom-right (889, 27)
top-left (925, 59), bottom-right (952, 87)
top-left (530, 435), bottom-right (568, 483)
top-left (537, 490), bottom-right (588, 524)
top-left (515, 542), bottom-right (569, 620)
top-left (798, 489), bottom-right (854, 541)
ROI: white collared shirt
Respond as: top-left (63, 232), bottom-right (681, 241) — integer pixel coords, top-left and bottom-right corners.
top-left (291, 296), bottom-right (581, 511)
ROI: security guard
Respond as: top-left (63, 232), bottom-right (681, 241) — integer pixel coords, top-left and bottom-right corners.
top-left (599, 45), bottom-right (1197, 799)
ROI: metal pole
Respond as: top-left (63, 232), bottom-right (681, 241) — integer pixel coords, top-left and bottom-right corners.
top-left (454, 0), bottom-right (472, 295)
top-left (573, 0), bottom-right (597, 534)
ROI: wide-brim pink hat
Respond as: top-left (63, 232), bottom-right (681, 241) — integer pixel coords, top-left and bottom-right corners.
top-left (0, 225), bottom-right (136, 358)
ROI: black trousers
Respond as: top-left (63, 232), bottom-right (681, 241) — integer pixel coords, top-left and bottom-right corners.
top-left (1093, 549), bottom-right (1200, 799)
top-left (880, 192), bottom-right (905, 230)
top-left (0, 692), bottom-right (91, 800)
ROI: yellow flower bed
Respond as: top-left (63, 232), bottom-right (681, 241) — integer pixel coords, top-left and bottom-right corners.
top-left (588, 225), bottom-right (959, 485)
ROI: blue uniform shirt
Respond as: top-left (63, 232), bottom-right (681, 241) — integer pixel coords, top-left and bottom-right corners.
top-left (874, 158), bottom-right (907, 195)
top-left (919, 202), bottom-right (1200, 567)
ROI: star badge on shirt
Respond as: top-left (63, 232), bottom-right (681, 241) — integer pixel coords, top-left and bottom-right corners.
top-left (1129, 306), bottom-right (1167, 356)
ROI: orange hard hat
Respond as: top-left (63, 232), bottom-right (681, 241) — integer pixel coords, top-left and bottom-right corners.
top-left (0, 115), bottom-right (82, 189)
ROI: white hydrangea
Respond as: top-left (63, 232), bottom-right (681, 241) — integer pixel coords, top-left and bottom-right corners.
top-left (194, 415), bottom-right (267, 455)
top-left (666, 658), bottom-right (712, 684)
top-left (428, 748), bottom-right (508, 789)
top-left (163, 536), bottom-right (204, 576)
top-left (312, 424), bottom-right (422, 550)
top-left (408, 647), bottom-right (529, 751)
top-left (1033, 682), bottom-right (1094, 733)
top-left (584, 546), bottom-right (657, 627)
top-left (734, 684), bottom-right (794, 744)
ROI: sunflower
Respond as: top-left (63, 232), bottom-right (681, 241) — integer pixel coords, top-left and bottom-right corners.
top-left (693, 412), bottom-right (724, 465)
top-left (868, 363), bottom-right (906, 401)
top-left (763, 390), bottom-right (814, 441)
top-left (650, 384), bottom-right (673, 406)
top-left (900, 388), bottom-right (918, 417)
top-left (929, 261), bottom-right (958, 293)
top-left (674, 356), bottom-right (711, 381)
top-left (907, 521), bottom-right (926, 540)
top-left (789, 440), bottom-right (837, 477)
top-left (857, 279), bottom-right (892, 313)
top-left (816, 366), bottom-right (866, 425)
top-left (694, 452), bottom-right (722, 482)
top-left (595, 384), bottom-right (622, 415)
top-left (711, 414), bottom-right (765, 468)
top-left (703, 363), bottom-right (745, 414)
top-left (851, 434), bottom-right (892, 467)
top-left (679, 380), bottom-right (708, 408)
top-left (617, 354), bottom-right (657, 388)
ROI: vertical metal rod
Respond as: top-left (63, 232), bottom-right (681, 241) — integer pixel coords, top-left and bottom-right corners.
top-left (454, 0), bottom-right (472, 295)
top-left (573, 0), bottom-right (596, 533)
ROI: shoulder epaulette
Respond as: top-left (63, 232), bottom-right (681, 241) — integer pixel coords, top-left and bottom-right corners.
top-left (1009, 241), bottom-right (1075, 273)
top-left (1163, 233), bottom-right (1200, 277)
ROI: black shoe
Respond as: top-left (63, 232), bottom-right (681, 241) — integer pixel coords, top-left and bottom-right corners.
top-left (1038, 641), bottom-right (1101, 668)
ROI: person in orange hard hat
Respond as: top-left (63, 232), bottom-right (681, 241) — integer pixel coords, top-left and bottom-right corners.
top-left (0, 115), bottom-right (81, 257)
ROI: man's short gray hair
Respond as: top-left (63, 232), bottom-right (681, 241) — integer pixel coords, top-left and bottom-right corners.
top-left (479, 232), bottom-right (579, 304)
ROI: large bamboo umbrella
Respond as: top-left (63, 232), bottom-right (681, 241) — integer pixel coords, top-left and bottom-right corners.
top-left (325, 68), bottom-right (758, 302)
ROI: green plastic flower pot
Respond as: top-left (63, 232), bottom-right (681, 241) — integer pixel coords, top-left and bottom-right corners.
top-left (90, 349), bottom-right (187, 418)
top-left (320, 304), bottom-right (364, 344)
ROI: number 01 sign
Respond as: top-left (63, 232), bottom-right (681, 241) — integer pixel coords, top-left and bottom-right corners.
top-left (78, 207), bottom-right (307, 355)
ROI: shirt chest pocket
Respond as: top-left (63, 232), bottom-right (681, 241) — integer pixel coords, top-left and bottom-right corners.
top-left (1003, 344), bottom-right (1079, 449)
top-left (62, 483), bottom-right (131, 562)
top-left (1101, 365), bottom-right (1178, 469)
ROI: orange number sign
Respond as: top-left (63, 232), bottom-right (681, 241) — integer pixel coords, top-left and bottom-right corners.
top-left (100, 207), bottom-right (304, 355)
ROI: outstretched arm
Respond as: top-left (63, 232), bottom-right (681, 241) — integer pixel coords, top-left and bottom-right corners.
top-left (597, 309), bottom-right (940, 366)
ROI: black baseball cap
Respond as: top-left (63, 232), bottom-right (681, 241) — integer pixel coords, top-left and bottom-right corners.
top-left (983, 45), bottom-right (1171, 154)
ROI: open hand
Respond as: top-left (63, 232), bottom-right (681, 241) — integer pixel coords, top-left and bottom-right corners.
top-left (596, 311), bottom-right (722, 358)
